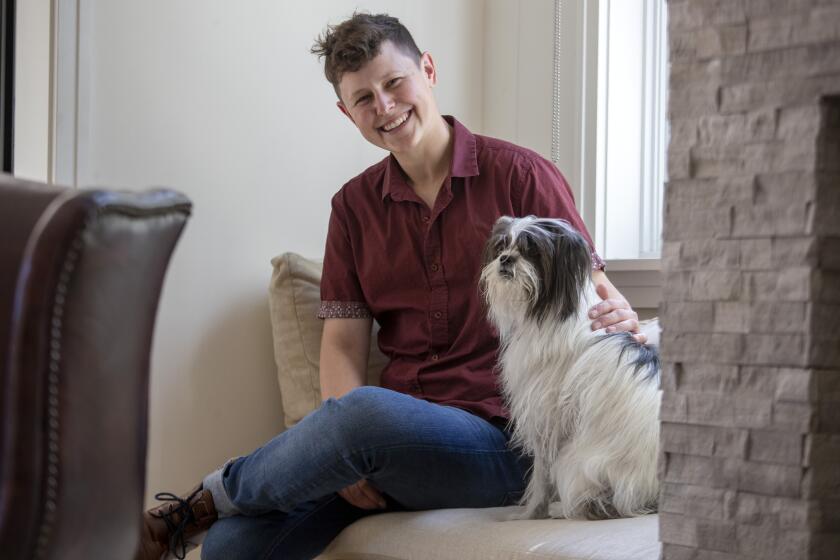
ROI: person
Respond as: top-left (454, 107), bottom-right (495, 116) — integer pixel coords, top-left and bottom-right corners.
top-left (135, 12), bottom-right (646, 560)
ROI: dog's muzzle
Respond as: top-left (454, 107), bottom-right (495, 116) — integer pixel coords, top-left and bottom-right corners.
top-left (498, 255), bottom-right (515, 278)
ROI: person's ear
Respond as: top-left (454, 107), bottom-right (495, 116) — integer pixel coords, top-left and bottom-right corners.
top-left (337, 101), bottom-right (356, 125)
top-left (420, 52), bottom-right (437, 87)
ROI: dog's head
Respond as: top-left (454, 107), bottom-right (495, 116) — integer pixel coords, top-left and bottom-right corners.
top-left (480, 216), bottom-right (592, 330)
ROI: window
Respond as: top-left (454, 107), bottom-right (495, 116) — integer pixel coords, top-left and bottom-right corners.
top-left (553, 0), bottom-right (668, 262)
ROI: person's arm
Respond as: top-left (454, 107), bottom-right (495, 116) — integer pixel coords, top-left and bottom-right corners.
top-left (319, 317), bottom-right (372, 401)
top-left (318, 190), bottom-right (375, 400)
top-left (319, 317), bottom-right (389, 510)
top-left (589, 269), bottom-right (647, 344)
top-left (316, 192), bottom-right (389, 509)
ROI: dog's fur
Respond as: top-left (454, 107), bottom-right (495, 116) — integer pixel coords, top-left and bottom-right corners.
top-left (480, 216), bottom-right (660, 520)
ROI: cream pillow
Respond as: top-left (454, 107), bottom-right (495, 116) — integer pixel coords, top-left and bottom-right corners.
top-left (268, 252), bottom-right (389, 428)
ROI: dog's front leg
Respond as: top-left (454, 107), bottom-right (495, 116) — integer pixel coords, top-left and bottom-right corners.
top-left (508, 457), bottom-right (551, 520)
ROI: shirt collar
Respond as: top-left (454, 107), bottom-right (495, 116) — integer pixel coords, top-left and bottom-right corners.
top-left (382, 115), bottom-right (480, 201)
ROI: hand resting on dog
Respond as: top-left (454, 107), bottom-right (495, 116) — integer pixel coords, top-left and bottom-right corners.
top-left (588, 277), bottom-right (647, 344)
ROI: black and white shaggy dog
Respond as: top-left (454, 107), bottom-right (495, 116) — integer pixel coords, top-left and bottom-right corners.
top-left (480, 216), bottom-right (660, 520)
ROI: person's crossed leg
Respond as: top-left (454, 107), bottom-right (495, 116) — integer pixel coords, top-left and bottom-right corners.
top-left (138, 386), bottom-right (531, 560)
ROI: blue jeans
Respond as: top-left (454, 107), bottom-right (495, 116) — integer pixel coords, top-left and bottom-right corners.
top-left (200, 386), bottom-right (531, 559)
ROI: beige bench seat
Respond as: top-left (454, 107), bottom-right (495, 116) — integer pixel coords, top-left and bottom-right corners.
top-left (319, 506), bottom-right (660, 560)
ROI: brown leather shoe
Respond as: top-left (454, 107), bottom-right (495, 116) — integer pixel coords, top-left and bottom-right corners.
top-left (135, 485), bottom-right (218, 560)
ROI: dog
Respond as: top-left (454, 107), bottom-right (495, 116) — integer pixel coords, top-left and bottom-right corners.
top-left (479, 216), bottom-right (660, 520)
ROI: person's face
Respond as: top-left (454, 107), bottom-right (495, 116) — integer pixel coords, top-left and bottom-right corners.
top-left (336, 40), bottom-right (440, 156)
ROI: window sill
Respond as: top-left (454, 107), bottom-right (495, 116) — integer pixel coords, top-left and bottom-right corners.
top-left (602, 259), bottom-right (661, 310)
top-left (604, 258), bottom-right (661, 272)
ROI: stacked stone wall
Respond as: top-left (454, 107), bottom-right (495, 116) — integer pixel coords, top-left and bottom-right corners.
top-left (660, 1), bottom-right (840, 558)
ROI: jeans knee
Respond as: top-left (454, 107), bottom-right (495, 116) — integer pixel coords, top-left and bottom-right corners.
top-left (323, 386), bottom-right (392, 423)
top-left (319, 386), bottom-right (410, 448)
top-left (339, 385), bottom-right (390, 407)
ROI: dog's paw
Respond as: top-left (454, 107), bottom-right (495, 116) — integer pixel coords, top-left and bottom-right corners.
top-left (547, 501), bottom-right (566, 519)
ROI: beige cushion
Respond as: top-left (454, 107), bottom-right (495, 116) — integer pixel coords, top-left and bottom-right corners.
top-left (268, 252), bottom-right (389, 428)
top-left (317, 507), bottom-right (660, 560)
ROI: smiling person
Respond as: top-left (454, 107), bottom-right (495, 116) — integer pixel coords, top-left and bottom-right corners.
top-left (136, 12), bottom-right (645, 560)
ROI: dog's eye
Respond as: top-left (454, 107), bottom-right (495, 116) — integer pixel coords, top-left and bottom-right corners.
top-left (494, 238), bottom-right (507, 254)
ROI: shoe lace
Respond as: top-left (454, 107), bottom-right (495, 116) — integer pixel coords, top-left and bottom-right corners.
top-left (151, 488), bottom-right (203, 559)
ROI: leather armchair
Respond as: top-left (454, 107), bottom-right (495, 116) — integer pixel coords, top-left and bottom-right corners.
top-left (0, 175), bottom-right (191, 559)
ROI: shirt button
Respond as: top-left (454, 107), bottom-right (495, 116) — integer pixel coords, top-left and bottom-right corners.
top-left (430, 263), bottom-right (439, 272)
top-left (433, 311), bottom-right (442, 319)
top-left (431, 354), bottom-right (439, 361)
top-left (422, 216), bottom-right (430, 223)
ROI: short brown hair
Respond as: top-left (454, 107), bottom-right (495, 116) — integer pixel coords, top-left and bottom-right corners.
top-left (311, 13), bottom-right (422, 100)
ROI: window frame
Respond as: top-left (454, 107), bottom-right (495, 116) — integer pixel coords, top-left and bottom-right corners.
top-left (551, 0), bottom-right (667, 268)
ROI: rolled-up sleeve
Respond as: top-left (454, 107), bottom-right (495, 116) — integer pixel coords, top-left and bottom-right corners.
top-left (516, 157), bottom-right (606, 270)
top-left (318, 191), bottom-right (373, 319)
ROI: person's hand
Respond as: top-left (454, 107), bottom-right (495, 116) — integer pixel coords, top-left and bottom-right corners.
top-left (338, 479), bottom-right (388, 510)
top-left (589, 284), bottom-right (647, 344)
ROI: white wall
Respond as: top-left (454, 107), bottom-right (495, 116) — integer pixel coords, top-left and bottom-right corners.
top-left (61, 0), bottom-right (484, 506)
top-left (14, 0), bottom-right (51, 181)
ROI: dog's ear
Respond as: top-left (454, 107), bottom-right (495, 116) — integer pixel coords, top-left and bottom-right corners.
top-left (542, 220), bottom-right (592, 322)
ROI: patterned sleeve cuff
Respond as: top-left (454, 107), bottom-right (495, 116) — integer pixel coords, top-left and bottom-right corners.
top-left (317, 301), bottom-right (372, 319)
top-left (591, 252), bottom-right (606, 271)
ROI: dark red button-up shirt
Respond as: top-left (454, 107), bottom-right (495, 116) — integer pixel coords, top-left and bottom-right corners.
top-left (318, 116), bottom-right (604, 423)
